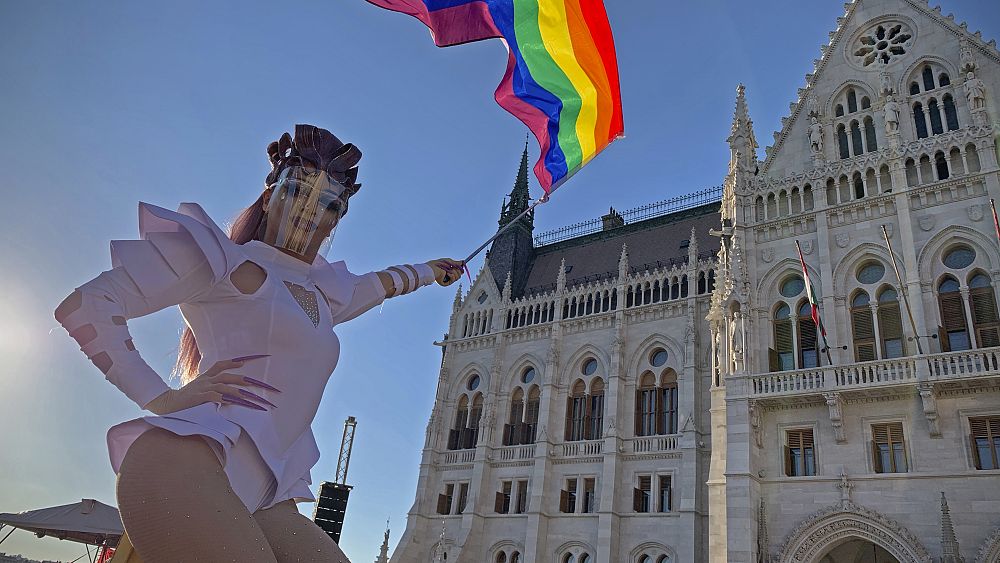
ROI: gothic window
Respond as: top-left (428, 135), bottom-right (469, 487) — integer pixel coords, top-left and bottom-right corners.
top-left (708, 270), bottom-right (716, 292)
top-left (861, 96), bottom-right (871, 110)
top-left (766, 193), bottom-right (777, 220)
top-left (853, 22), bottom-right (912, 66)
top-left (944, 246), bottom-right (976, 269)
top-left (836, 104), bottom-right (845, 117)
top-left (928, 99), bottom-right (944, 135)
top-left (504, 387), bottom-right (524, 446)
top-left (919, 155), bottom-right (933, 182)
top-left (511, 553), bottom-right (521, 563)
top-left (971, 416), bottom-right (1000, 470)
top-left (525, 385), bottom-right (540, 443)
top-left (864, 117), bottom-right (878, 152)
top-left (939, 73), bottom-right (951, 87)
top-left (785, 428), bottom-right (816, 476)
top-left (850, 121), bottom-right (864, 156)
top-left (582, 358), bottom-right (598, 376)
top-left (969, 273), bottom-right (1000, 347)
top-left (778, 189), bottom-right (790, 216)
top-left (755, 196), bottom-right (765, 222)
top-left (650, 348), bottom-right (668, 367)
top-left (657, 475), bottom-right (672, 512)
top-left (469, 393), bottom-right (483, 443)
top-left (457, 482), bottom-right (469, 514)
top-left (839, 175), bottom-right (851, 202)
top-left (515, 480), bottom-right (527, 513)
top-left (879, 165), bottom-right (893, 193)
top-left (905, 158), bottom-right (918, 187)
top-left (826, 178), bottom-right (837, 205)
top-left (697, 272), bottom-right (706, 294)
top-left (670, 277), bottom-right (680, 300)
top-left (589, 378), bottom-right (605, 440)
top-left (877, 287), bottom-right (905, 358)
top-left (938, 276), bottom-right (970, 352)
top-left (872, 422), bottom-right (908, 473)
top-left (771, 304), bottom-right (794, 372)
top-left (660, 370), bottom-right (679, 434)
top-left (780, 275), bottom-right (805, 298)
top-left (566, 379), bottom-right (587, 441)
top-left (950, 148), bottom-right (965, 176)
top-left (560, 478), bottom-right (577, 514)
top-left (935, 151), bottom-right (949, 180)
top-left (943, 94), bottom-right (959, 130)
top-left (913, 103), bottom-right (928, 138)
top-left (966, 144), bottom-right (981, 173)
top-left (847, 89), bottom-right (858, 113)
top-left (853, 172), bottom-right (864, 200)
top-left (851, 291), bottom-right (877, 361)
top-left (798, 301), bottom-right (820, 368)
top-left (803, 184), bottom-right (815, 209)
top-left (635, 372), bottom-right (657, 437)
top-left (837, 125), bottom-right (850, 159)
top-left (496, 480), bottom-right (512, 514)
top-left (634, 475), bottom-right (652, 513)
top-left (922, 66), bottom-right (935, 91)
top-left (909, 82), bottom-right (920, 95)
top-left (448, 395), bottom-right (471, 450)
top-left (467, 374), bottom-right (481, 391)
top-left (497, 553), bottom-right (507, 563)
top-left (582, 477), bottom-right (596, 513)
top-left (680, 275), bottom-right (689, 298)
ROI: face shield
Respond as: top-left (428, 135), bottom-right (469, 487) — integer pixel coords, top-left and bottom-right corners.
top-left (262, 166), bottom-right (350, 259)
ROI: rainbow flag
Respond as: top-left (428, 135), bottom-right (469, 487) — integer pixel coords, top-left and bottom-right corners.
top-left (364, 0), bottom-right (624, 194)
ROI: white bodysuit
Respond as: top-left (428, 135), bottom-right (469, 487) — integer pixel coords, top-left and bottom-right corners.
top-left (75, 202), bottom-right (386, 512)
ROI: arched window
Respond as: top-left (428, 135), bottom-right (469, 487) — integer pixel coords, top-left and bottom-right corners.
top-left (826, 178), bottom-right (837, 205)
top-left (850, 121), bottom-right (864, 156)
top-left (861, 96), bottom-right (871, 110)
top-left (697, 271), bottom-right (707, 294)
top-left (566, 379), bottom-right (588, 441)
top-left (922, 66), bottom-right (935, 91)
top-left (660, 369), bottom-right (679, 434)
top-left (680, 275), bottom-right (689, 298)
top-left (939, 73), bottom-right (951, 87)
top-left (928, 99), bottom-right (943, 135)
top-left (913, 103), bottom-right (928, 139)
top-left (589, 379), bottom-right (605, 440)
top-left (847, 89), bottom-right (858, 113)
top-left (905, 158), bottom-right (918, 187)
top-left (969, 273), bottom-right (1000, 347)
top-left (909, 82), bottom-right (920, 95)
top-left (511, 553), bottom-right (520, 563)
top-left (878, 288), bottom-right (905, 358)
top-left (864, 117), bottom-right (878, 152)
top-left (966, 144), bottom-right (981, 173)
top-left (579, 554), bottom-right (591, 563)
top-left (563, 554), bottom-right (575, 563)
top-left (496, 553), bottom-right (507, 563)
top-left (708, 270), bottom-right (716, 292)
top-left (935, 152), bottom-right (949, 180)
top-left (943, 94), bottom-right (959, 131)
top-left (939, 277), bottom-right (970, 352)
top-left (853, 172), bottom-right (865, 200)
top-left (835, 104), bottom-right (845, 117)
top-left (851, 291), bottom-right (877, 361)
top-left (639, 556), bottom-right (651, 563)
top-left (635, 372), bottom-right (657, 437)
top-left (504, 387), bottom-right (524, 446)
top-left (469, 393), bottom-right (483, 445)
top-left (755, 196), bottom-right (765, 221)
top-left (798, 302), bottom-right (820, 368)
top-left (880, 165), bottom-right (893, 193)
top-left (837, 125), bottom-right (850, 159)
top-left (771, 304), bottom-right (794, 372)
top-left (449, 395), bottom-right (471, 450)
top-left (657, 557), bottom-right (671, 563)
top-left (524, 386), bottom-right (540, 443)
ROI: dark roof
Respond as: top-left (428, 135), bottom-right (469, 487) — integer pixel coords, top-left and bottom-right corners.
top-left (521, 202), bottom-right (721, 295)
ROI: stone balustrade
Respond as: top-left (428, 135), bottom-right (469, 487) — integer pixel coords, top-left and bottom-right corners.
top-left (627, 434), bottom-right (680, 454)
top-left (559, 439), bottom-right (604, 457)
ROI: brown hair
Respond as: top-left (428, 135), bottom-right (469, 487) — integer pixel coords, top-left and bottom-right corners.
top-left (172, 192), bottom-right (267, 384)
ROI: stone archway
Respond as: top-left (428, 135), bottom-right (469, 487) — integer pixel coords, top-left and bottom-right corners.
top-left (976, 528), bottom-right (1000, 563)
top-left (775, 503), bottom-right (932, 563)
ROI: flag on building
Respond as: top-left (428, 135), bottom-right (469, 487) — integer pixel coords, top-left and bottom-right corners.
top-left (796, 240), bottom-right (832, 363)
top-left (364, 0), bottom-right (624, 194)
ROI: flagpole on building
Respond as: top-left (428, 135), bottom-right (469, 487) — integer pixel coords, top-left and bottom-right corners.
top-left (990, 199), bottom-right (1000, 244)
top-left (794, 240), bottom-right (834, 366)
top-left (880, 225), bottom-right (924, 354)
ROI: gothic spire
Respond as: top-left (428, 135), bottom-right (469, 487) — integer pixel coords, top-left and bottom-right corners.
top-left (375, 519), bottom-right (390, 563)
top-left (727, 84), bottom-right (759, 173)
top-left (499, 140), bottom-right (533, 229)
top-left (939, 492), bottom-right (964, 563)
top-left (487, 140), bottom-right (536, 297)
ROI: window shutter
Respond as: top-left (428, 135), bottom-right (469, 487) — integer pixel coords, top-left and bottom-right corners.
top-left (494, 491), bottom-right (505, 514)
top-left (560, 489), bottom-right (570, 513)
top-left (448, 429), bottom-right (459, 450)
top-left (971, 289), bottom-right (1000, 324)
top-left (871, 439), bottom-right (882, 473)
top-left (583, 394), bottom-right (593, 440)
top-left (437, 494), bottom-right (448, 515)
top-left (768, 348), bottom-right (782, 372)
top-left (971, 432), bottom-right (983, 470)
top-left (879, 304), bottom-right (904, 340)
top-left (502, 424), bottom-right (513, 446)
top-left (938, 326), bottom-right (951, 352)
top-left (799, 317), bottom-right (818, 351)
top-left (783, 445), bottom-right (793, 476)
top-left (634, 390), bottom-right (643, 436)
top-left (775, 320), bottom-right (793, 353)
top-left (633, 488), bottom-right (642, 512)
top-left (565, 397), bottom-right (573, 441)
top-left (852, 307), bottom-right (876, 361)
top-left (940, 293), bottom-right (968, 331)
top-left (655, 387), bottom-right (665, 435)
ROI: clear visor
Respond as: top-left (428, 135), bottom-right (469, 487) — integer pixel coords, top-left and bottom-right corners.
top-left (263, 167), bottom-right (348, 259)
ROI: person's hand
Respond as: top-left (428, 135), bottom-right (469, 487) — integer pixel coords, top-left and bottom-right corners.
top-left (144, 356), bottom-right (279, 415)
top-left (427, 259), bottom-right (465, 286)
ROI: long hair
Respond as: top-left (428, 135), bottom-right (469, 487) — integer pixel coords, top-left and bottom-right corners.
top-left (172, 192), bottom-right (267, 384)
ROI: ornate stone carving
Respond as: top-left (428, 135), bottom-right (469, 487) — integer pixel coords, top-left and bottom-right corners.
top-left (808, 116), bottom-right (824, 154)
top-left (824, 392), bottom-right (846, 443)
top-left (801, 240), bottom-right (814, 255)
top-left (884, 96), bottom-right (901, 133)
top-left (960, 38), bottom-right (977, 73)
top-left (965, 72), bottom-right (987, 111)
top-left (917, 383), bottom-right (941, 437)
top-left (775, 502), bottom-right (933, 563)
top-left (879, 69), bottom-right (893, 96)
top-left (968, 204), bottom-right (985, 222)
top-left (883, 224), bottom-right (894, 239)
top-left (850, 21), bottom-right (914, 68)
top-left (749, 400), bottom-right (762, 448)
top-left (837, 471), bottom-right (853, 506)
top-left (836, 233), bottom-right (850, 249)
top-left (975, 527), bottom-right (1000, 563)
top-left (762, 247), bottom-right (775, 263)
top-left (918, 215), bottom-right (936, 231)
top-left (807, 94), bottom-right (819, 117)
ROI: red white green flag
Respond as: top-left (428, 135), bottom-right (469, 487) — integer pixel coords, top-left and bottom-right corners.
top-left (796, 240), bottom-right (831, 363)
top-left (991, 199), bottom-right (1000, 244)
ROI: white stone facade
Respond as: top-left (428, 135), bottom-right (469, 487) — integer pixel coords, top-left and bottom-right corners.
top-left (392, 1), bottom-right (1000, 561)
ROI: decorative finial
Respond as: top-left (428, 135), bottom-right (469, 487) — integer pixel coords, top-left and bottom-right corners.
top-left (618, 243), bottom-right (629, 277)
top-left (939, 492), bottom-right (964, 562)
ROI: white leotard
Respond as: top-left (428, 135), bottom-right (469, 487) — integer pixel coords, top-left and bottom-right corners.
top-left (84, 202), bottom-right (385, 511)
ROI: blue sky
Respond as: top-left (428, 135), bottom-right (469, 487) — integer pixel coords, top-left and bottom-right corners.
top-left (1, 1), bottom-right (998, 561)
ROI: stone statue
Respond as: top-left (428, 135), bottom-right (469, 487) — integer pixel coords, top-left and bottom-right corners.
top-left (965, 72), bottom-right (986, 110)
top-left (960, 39), bottom-right (976, 72)
top-left (808, 116), bottom-right (824, 153)
top-left (806, 94), bottom-right (819, 117)
top-left (884, 96), bottom-right (900, 133)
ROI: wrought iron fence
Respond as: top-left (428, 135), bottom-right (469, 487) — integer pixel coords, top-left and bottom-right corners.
top-left (533, 186), bottom-right (723, 246)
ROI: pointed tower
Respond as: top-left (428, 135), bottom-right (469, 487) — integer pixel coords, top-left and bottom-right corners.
top-left (375, 519), bottom-right (391, 563)
top-left (487, 142), bottom-right (536, 297)
top-left (939, 492), bottom-right (964, 563)
top-left (723, 84), bottom-right (758, 224)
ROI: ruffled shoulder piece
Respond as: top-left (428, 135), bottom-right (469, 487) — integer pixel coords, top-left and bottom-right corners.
top-left (110, 202), bottom-right (244, 295)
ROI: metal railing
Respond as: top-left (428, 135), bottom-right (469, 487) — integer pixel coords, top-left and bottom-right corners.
top-left (533, 187), bottom-right (723, 246)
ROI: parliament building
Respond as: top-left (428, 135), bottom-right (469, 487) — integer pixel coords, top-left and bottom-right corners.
top-left (391, 0), bottom-right (1000, 561)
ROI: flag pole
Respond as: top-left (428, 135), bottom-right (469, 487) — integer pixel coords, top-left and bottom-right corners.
top-left (881, 225), bottom-right (923, 354)
top-left (991, 198), bottom-right (1000, 244)
top-left (462, 196), bottom-right (548, 265)
top-left (795, 240), bottom-right (833, 366)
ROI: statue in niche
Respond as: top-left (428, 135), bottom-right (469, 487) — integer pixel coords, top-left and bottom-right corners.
top-left (808, 116), bottom-right (824, 154)
top-left (965, 72), bottom-right (987, 110)
top-left (806, 94), bottom-right (819, 117)
top-left (879, 69), bottom-right (892, 96)
top-left (884, 96), bottom-right (900, 133)
top-left (961, 39), bottom-right (976, 72)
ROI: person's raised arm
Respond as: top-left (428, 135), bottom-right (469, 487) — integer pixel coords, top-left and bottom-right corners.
top-left (376, 258), bottom-right (464, 298)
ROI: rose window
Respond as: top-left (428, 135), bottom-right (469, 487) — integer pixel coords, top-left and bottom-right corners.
top-left (853, 23), bottom-right (912, 67)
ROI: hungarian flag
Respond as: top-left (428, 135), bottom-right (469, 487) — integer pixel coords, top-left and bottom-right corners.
top-left (796, 241), bottom-right (831, 362)
top-left (991, 199), bottom-right (1000, 244)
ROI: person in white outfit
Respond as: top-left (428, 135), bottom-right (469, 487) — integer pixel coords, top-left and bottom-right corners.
top-left (55, 124), bottom-right (464, 562)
